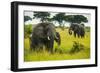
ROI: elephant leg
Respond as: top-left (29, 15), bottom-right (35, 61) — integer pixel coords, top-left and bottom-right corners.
top-left (80, 33), bottom-right (82, 38)
top-left (81, 30), bottom-right (85, 38)
top-left (30, 43), bottom-right (36, 51)
top-left (31, 38), bottom-right (41, 51)
top-left (36, 39), bottom-right (44, 51)
top-left (30, 37), bottom-right (37, 51)
top-left (78, 33), bottom-right (80, 38)
top-left (39, 40), bottom-right (44, 51)
top-left (83, 31), bottom-right (85, 38)
top-left (50, 40), bottom-right (54, 53)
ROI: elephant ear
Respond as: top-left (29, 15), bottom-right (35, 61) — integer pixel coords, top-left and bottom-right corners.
top-left (55, 32), bottom-right (61, 45)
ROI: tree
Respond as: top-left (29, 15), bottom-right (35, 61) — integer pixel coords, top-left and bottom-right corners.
top-left (52, 13), bottom-right (66, 29)
top-left (66, 15), bottom-right (88, 24)
top-left (24, 16), bottom-right (32, 22)
top-left (33, 12), bottom-right (50, 22)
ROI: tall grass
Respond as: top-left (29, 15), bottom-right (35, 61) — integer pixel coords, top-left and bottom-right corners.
top-left (24, 28), bottom-right (90, 62)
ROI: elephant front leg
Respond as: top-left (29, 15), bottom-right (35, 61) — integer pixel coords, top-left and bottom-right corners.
top-left (50, 40), bottom-right (54, 53)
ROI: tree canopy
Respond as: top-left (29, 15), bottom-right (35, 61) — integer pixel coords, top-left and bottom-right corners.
top-left (32, 12), bottom-right (88, 29)
top-left (32, 12), bottom-right (88, 25)
top-left (52, 13), bottom-right (66, 26)
top-left (66, 15), bottom-right (88, 24)
top-left (24, 16), bottom-right (32, 22)
top-left (33, 12), bottom-right (50, 22)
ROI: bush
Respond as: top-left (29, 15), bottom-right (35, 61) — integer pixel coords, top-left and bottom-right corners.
top-left (85, 27), bottom-right (90, 32)
top-left (24, 24), bottom-right (33, 38)
top-left (70, 41), bottom-right (84, 54)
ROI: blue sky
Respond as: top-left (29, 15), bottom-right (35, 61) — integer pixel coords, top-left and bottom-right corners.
top-left (24, 11), bottom-right (91, 27)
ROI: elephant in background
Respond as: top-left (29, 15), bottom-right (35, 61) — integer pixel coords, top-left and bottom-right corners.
top-left (30, 22), bottom-right (61, 53)
top-left (68, 23), bottom-right (85, 38)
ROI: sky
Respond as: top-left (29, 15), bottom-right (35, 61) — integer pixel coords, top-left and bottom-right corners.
top-left (24, 11), bottom-right (91, 27)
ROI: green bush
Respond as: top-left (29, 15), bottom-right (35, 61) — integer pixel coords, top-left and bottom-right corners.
top-left (24, 24), bottom-right (33, 38)
top-left (70, 41), bottom-right (84, 54)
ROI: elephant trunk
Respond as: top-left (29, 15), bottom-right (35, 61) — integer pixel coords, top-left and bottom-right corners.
top-left (69, 28), bottom-right (72, 35)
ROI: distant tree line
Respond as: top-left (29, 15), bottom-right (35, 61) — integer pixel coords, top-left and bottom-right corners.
top-left (24, 12), bottom-right (88, 37)
top-left (25, 12), bottom-right (88, 27)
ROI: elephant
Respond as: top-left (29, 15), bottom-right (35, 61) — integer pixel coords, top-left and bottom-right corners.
top-left (68, 23), bottom-right (85, 38)
top-left (30, 22), bottom-right (61, 53)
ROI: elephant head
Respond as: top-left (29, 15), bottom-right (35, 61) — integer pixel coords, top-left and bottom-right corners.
top-left (68, 28), bottom-right (72, 35)
top-left (68, 23), bottom-right (77, 35)
top-left (44, 23), bottom-right (61, 45)
top-left (44, 23), bottom-right (61, 51)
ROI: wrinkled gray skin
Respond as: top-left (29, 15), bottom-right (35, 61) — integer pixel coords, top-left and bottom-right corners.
top-left (69, 23), bottom-right (85, 38)
top-left (30, 22), bottom-right (61, 53)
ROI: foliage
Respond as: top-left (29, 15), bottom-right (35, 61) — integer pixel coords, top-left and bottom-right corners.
top-left (24, 24), bottom-right (33, 38)
top-left (52, 13), bottom-right (66, 29)
top-left (85, 27), bottom-right (90, 32)
top-left (33, 12), bottom-right (50, 22)
top-left (66, 15), bottom-right (88, 24)
top-left (32, 12), bottom-right (88, 30)
top-left (70, 41), bottom-right (85, 54)
top-left (24, 16), bottom-right (32, 22)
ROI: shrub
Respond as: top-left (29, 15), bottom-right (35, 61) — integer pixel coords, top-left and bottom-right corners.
top-left (24, 24), bottom-right (33, 38)
top-left (70, 41), bottom-right (84, 54)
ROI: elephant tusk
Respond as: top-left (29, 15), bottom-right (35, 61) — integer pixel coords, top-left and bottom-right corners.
top-left (47, 36), bottom-right (50, 40)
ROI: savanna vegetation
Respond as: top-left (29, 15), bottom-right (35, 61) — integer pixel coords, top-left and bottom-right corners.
top-left (24, 26), bottom-right (90, 62)
top-left (24, 11), bottom-right (90, 62)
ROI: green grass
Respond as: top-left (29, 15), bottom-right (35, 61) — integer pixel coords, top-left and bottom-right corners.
top-left (24, 28), bottom-right (90, 62)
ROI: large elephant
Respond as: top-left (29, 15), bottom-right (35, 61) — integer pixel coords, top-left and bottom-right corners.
top-left (30, 22), bottom-right (61, 53)
top-left (68, 23), bottom-right (85, 38)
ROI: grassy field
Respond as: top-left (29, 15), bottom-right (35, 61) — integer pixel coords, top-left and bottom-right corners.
top-left (24, 28), bottom-right (90, 62)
